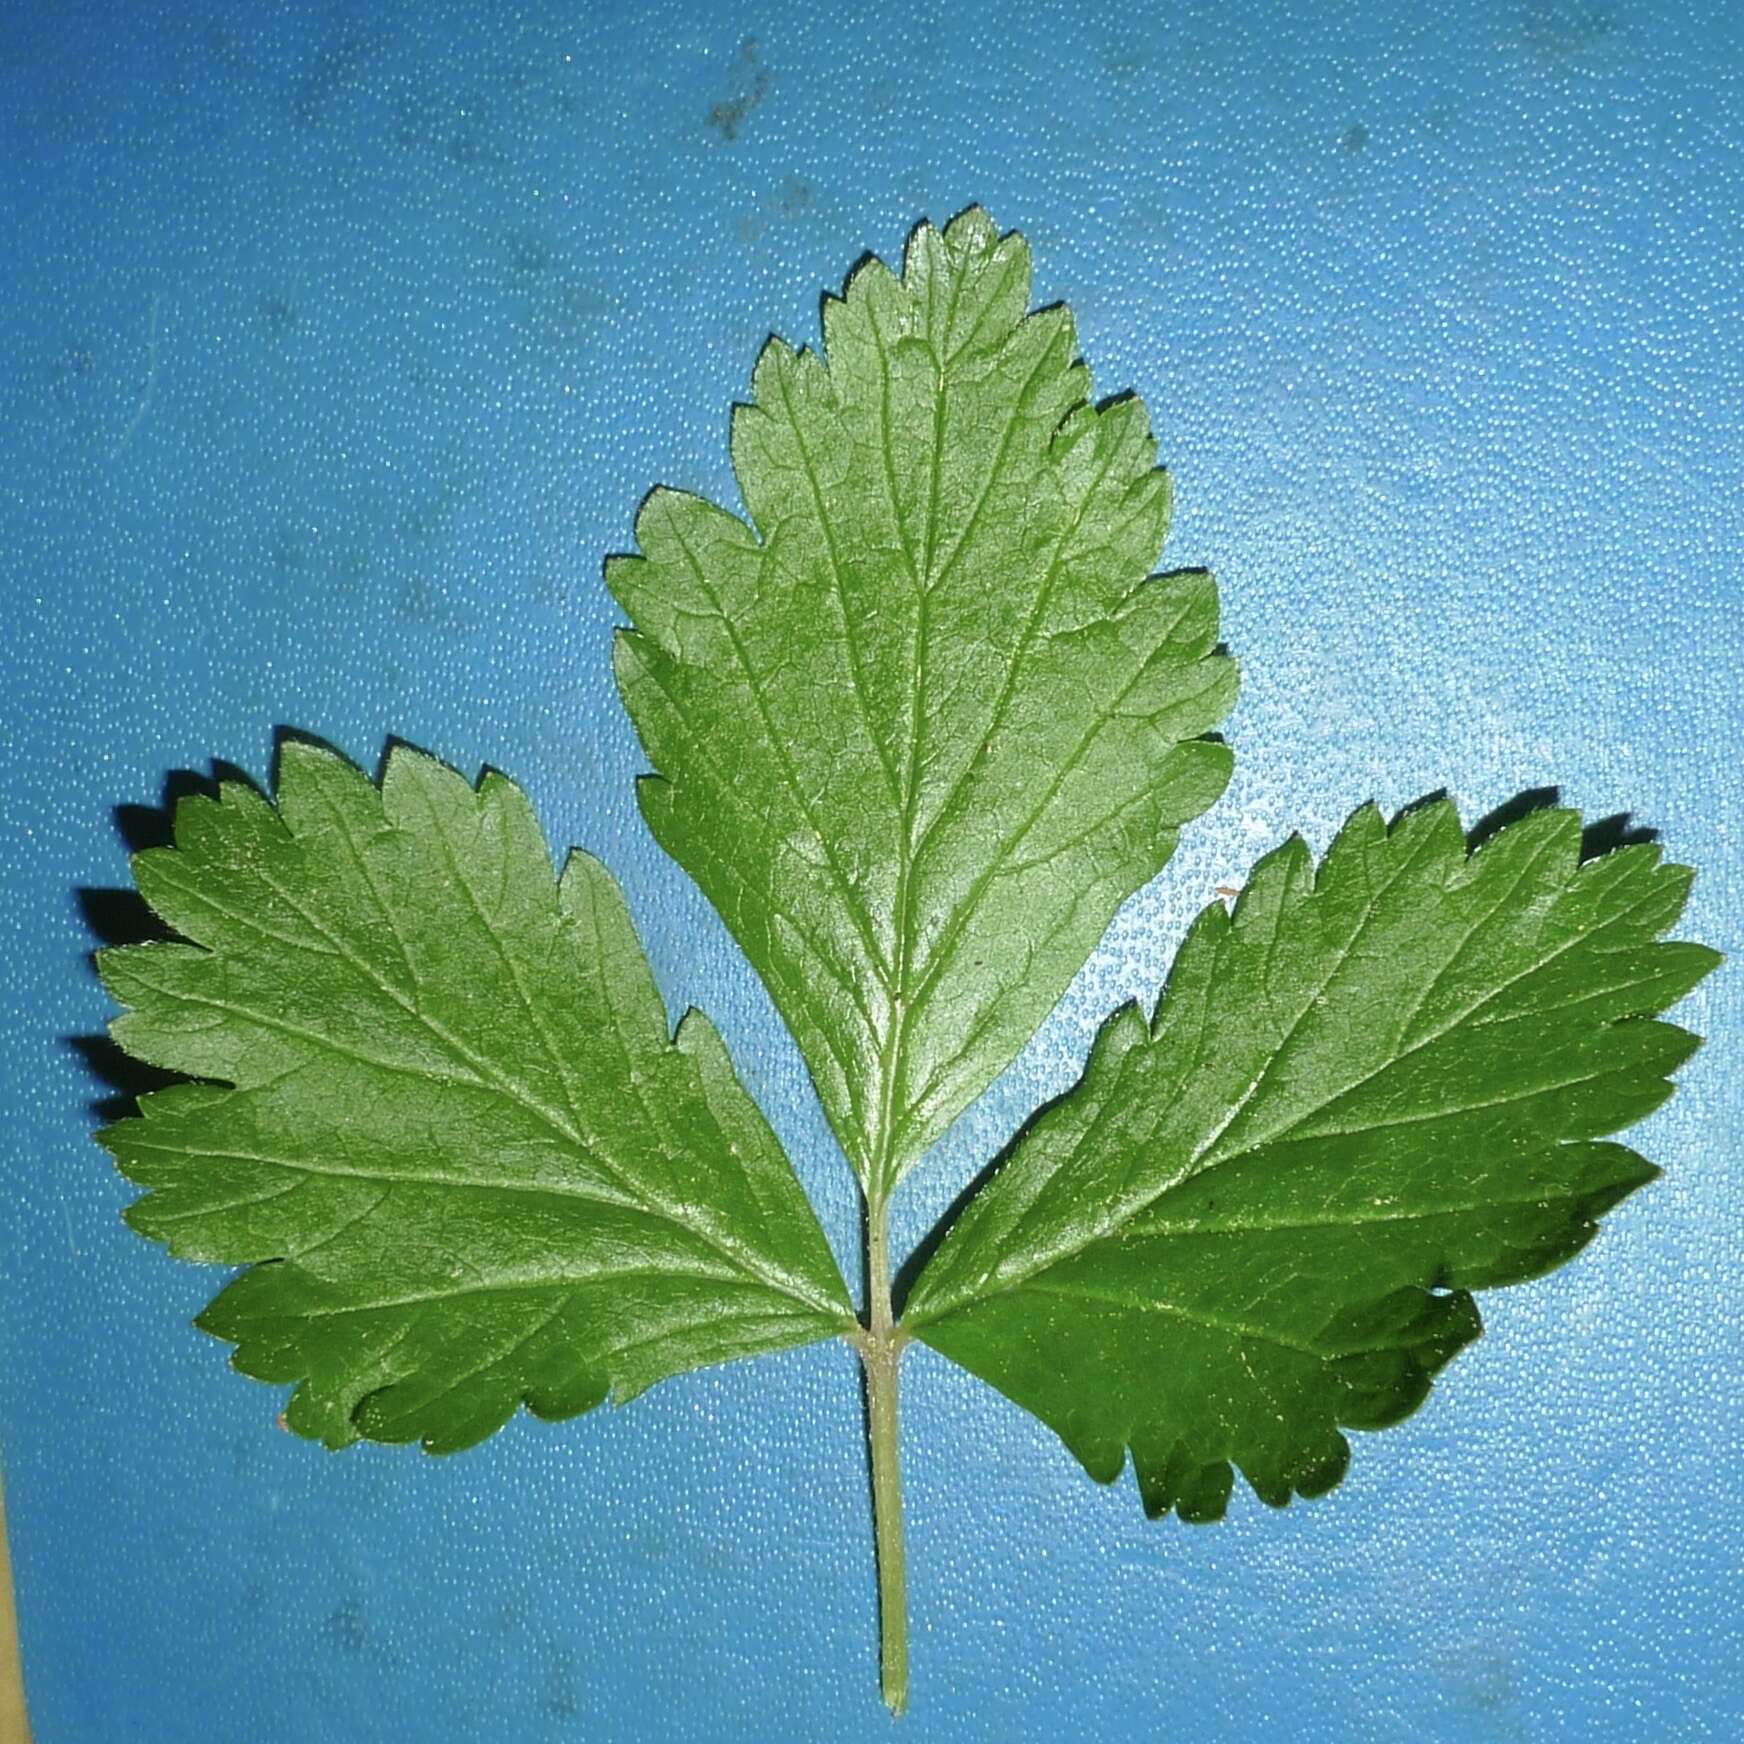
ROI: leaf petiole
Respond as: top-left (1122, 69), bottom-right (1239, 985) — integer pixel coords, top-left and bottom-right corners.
top-left (858, 1193), bottom-right (911, 1715)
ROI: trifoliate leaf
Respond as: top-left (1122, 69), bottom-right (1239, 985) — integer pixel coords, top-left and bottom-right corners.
top-left (96, 740), bottom-right (854, 1452)
top-left (88, 211), bottom-right (1722, 1715)
top-left (606, 206), bottom-right (1238, 1197)
top-left (904, 800), bottom-right (1718, 1522)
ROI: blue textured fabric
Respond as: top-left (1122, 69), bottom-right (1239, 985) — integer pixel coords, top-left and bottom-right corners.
top-left (2, 2), bottom-right (1739, 1738)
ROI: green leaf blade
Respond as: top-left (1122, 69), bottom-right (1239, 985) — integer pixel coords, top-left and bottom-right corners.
top-left (608, 208), bottom-right (1238, 1194)
top-left (905, 800), bottom-right (1719, 1520)
top-left (98, 740), bottom-right (854, 1452)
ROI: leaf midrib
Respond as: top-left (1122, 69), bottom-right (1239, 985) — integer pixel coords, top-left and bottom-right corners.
top-left (294, 1266), bottom-right (808, 1319)
top-left (1128, 1182), bottom-right (1619, 1238)
top-left (862, 298), bottom-right (1139, 1192)
top-left (1022, 1278), bottom-right (1434, 1363)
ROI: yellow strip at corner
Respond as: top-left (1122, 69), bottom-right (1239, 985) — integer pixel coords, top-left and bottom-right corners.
top-left (0, 1478), bottom-right (30, 1744)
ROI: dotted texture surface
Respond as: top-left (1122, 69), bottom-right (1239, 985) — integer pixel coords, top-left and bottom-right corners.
top-left (1, 2), bottom-right (1740, 1739)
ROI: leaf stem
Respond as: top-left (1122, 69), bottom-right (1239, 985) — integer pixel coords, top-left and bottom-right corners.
top-left (862, 1193), bottom-right (909, 1716)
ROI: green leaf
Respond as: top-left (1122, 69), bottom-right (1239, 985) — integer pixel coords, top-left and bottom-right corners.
top-left (96, 740), bottom-right (855, 1453)
top-left (904, 801), bottom-right (1719, 1522)
top-left (606, 207), bottom-right (1238, 1198)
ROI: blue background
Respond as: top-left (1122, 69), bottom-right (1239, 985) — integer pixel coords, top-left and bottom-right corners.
top-left (2, 1), bottom-right (1740, 1738)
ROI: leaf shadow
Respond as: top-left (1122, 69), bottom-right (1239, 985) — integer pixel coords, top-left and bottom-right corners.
top-left (892, 1142), bottom-right (1012, 1317)
top-left (1457, 785), bottom-right (1657, 860)
top-left (69, 760), bottom-right (251, 1123)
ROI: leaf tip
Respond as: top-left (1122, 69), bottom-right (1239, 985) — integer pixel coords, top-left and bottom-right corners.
top-left (272, 731), bottom-right (346, 788)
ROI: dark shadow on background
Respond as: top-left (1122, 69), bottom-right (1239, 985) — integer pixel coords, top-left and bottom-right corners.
top-left (892, 1136), bottom-right (1013, 1318)
top-left (1467, 785), bottom-right (1559, 850)
top-left (67, 759), bottom-right (257, 1125)
top-left (1578, 811), bottom-right (1658, 859)
top-left (1465, 784), bottom-right (1658, 860)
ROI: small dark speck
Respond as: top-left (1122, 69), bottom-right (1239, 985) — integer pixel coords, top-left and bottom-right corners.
top-left (291, 32), bottom-right (370, 131)
top-left (47, 344), bottom-right (93, 403)
top-left (1100, 38), bottom-right (1148, 81)
top-left (321, 1600), bottom-right (370, 1657)
top-left (1434, 1642), bottom-right (1520, 1715)
top-left (707, 73), bottom-right (768, 142)
top-left (1519, 4), bottom-right (1616, 58)
top-left (544, 1649), bottom-right (581, 1722)
top-left (706, 36), bottom-right (769, 143)
top-left (202, 25), bottom-right (242, 70)
top-left (1341, 123), bottom-right (1369, 154)
top-left (258, 295), bottom-right (301, 343)
top-left (448, 123), bottom-right (486, 165)
top-left (507, 231), bottom-right (553, 275)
